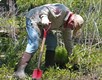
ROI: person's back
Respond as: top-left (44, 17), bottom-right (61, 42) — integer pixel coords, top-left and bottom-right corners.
top-left (26, 3), bottom-right (70, 29)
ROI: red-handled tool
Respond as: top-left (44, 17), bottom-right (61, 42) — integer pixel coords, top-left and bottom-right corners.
top-left (32, 24), bottom-right (51, 80)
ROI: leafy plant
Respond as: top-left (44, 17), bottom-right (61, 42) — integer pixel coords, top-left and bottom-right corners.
top-left (55, 46), bottom-right (68, 67)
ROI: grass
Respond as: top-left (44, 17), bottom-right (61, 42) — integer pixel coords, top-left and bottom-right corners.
top-left (0, 44), bottom-right (102, 80)
top-left (0, 0), bottom-right (102, 80)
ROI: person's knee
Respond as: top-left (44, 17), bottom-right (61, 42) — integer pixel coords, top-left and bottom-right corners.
top-left (25, 42), bottom-right (39, 54)
top-left (46, 45), bottom-right (57, 51)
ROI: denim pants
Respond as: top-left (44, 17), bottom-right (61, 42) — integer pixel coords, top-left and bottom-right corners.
top-left (25, 18), bottom-right (57, 54)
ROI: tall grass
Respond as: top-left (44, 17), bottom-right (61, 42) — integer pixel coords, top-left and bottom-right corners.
top-left (0, 0), bottom-right (102, 80)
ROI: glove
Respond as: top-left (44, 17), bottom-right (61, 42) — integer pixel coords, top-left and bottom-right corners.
top-left (41, 15), bottom-right (51, 25)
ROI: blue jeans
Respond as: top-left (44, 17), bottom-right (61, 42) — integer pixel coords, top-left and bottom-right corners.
top-left (25, 18), bottom-right (57, 54)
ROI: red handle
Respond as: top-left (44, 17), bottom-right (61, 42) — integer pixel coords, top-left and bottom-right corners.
top-left (43, 29), bottom-right (47, 38)
top-left (43, 23), bottom-right (51, 38)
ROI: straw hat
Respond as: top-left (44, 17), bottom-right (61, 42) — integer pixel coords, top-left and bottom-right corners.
top-left (74, 14), bottom-right (84, 28)
top-left (72, 14), bottom-right (84, 37)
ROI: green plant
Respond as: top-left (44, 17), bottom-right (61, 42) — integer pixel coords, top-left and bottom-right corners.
top-left (55, 46), bottom-right (68, 66)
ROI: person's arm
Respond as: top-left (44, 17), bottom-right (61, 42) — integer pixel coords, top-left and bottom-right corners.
top-left (62, 28), bottom-right (73, 56)
top-left (40, 7), bottom-right (51, 25)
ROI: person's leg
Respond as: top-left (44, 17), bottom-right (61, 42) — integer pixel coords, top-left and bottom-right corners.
top-left (14, 18), bottom-right (40, 79)
top-left (45, 31), bottom-right (57, 67)
top-left (14, 52), bottom-right (32, 79)
top-left (45, 50), bottom-right (55, 67)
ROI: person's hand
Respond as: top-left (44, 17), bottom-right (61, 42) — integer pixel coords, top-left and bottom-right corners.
top-left (41, 15), bottom-right (51, 25)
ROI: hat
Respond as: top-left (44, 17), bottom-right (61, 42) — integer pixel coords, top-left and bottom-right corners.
top-left (72, 14), bottom-right (84, 37)
top-left (74, 14), bottom-right (84, 27)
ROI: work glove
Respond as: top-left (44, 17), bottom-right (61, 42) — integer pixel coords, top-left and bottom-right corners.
top-left (41, 15), bottom-right (51, 25)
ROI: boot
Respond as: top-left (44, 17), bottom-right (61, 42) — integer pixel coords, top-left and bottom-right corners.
top-left (45, 50), bottom-right (55, 68)
top-left (14, 52), bottom-right (32, 79)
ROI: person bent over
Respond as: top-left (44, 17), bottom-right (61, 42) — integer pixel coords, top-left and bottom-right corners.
top-left (14, 3), bottom-right (84, 79)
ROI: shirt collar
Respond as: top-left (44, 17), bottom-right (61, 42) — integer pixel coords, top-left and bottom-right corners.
top-left (64, 11), bottom-right (74, 29)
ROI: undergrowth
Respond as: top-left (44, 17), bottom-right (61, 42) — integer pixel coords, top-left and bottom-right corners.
top-left (0, 44), bottom-right (102, 80)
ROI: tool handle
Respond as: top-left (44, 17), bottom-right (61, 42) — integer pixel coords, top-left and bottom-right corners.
top-left (38, 37), bottom-right (46, 68)
top-left (37, 30), bottom-right (46, 68)
top-left (37, 24), bottom-right (51, 69)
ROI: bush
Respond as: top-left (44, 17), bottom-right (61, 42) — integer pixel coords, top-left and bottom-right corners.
top-left (55, 46), bottom-right (68, 68)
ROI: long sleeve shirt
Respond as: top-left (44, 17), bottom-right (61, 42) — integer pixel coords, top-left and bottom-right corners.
top-left (26, 3), bottom-right (73, 54)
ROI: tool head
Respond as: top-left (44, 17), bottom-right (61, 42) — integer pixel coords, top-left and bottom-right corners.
top-left (32, 69), bottom-right (43, 79)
